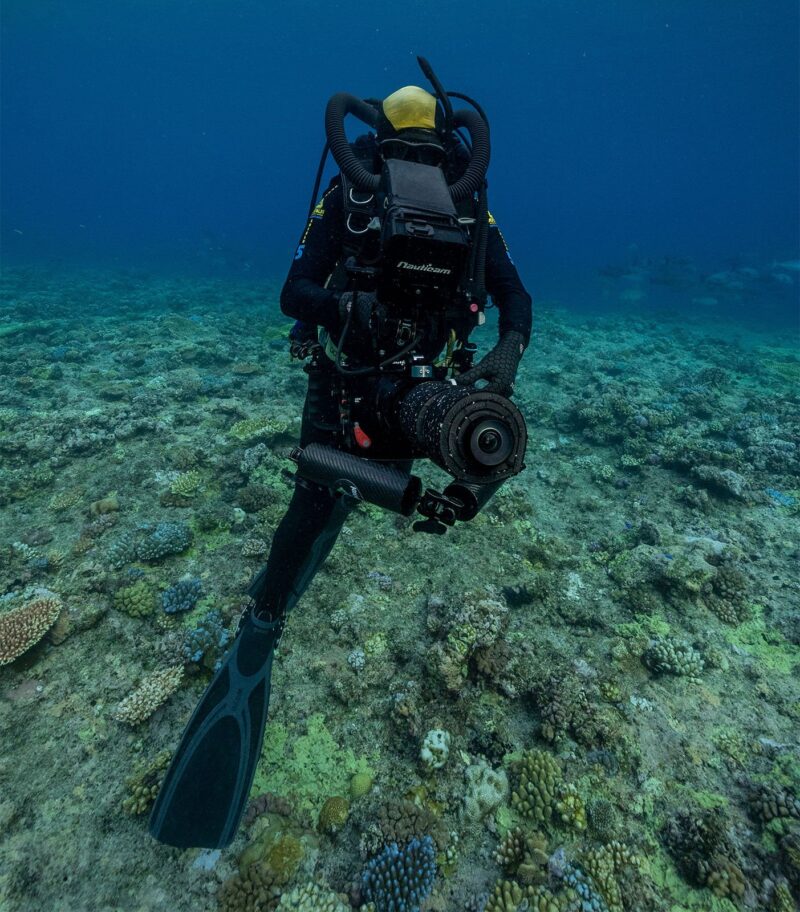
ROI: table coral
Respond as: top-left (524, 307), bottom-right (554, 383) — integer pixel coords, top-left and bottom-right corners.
top-left (229, 416), bottom-right (290, 443)
top-left (0, 594), bottom-right (63, 665)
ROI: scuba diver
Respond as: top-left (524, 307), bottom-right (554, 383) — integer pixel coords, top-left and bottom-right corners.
top-left (150, 59), bottom-right (533, 850)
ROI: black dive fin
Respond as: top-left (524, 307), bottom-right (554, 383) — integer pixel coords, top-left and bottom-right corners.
top-left (148, 613), bottom-right (282, 849)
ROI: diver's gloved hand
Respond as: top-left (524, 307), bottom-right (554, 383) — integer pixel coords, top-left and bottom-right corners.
top-left (337, 290), bottom-right (384, 335)
top-left (455, 330), bottom-right (526, 397)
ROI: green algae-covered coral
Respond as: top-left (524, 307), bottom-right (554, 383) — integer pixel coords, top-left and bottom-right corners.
top-left (511, 749), bottom-right (561, 826)
top-left (252, 713), bottom-right (373, 819)
top-left (121, 750), bottom-right (171, 815)
top-left (113, 580), bottom-right (156, 618)
top-left (169, 469), bottom-right (202, 497)
top-left (555, 783), bottom-right (586, 831)
top-left (317, 796), bottom-right (349, 835)
top-left (0, 595), bottom-right (63, 665)
top-left (581, 841), bottom-right (641, 912)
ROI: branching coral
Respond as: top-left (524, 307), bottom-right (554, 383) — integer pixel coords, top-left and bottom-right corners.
top-left (217, 861), bottom-right (282, 912)
top-left (643, 638), bottom-right (705, 683)
top-left (749, 783), bottom-right (800, 823)
top-left (161, 577), bottom-right (202, 614)
top-left (136, 521), bottom-right (193, 561)
top-left (510, 749), bottom-right (561, 826)
top-left (663, 806), bottom-right (744, 897)
top-left (369, 799), bottom-right (448, 856)
top-left (494, 828), bottom-right (549, 885)
top-left (0, 594), bottom-right (63, 665)
top-left (361, 837), bottom-right (436, 912)
top-left (168, 469), bottom-right (202, 497)
top-left (114, 665), bottom-right (184, 725)
top-left (275, 882), bottom-right (350, 912)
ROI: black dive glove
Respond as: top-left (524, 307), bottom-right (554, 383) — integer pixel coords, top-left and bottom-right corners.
top-left (337, 290), bottom-right (385, 335)
top-left (455, 330), bottom-right (526, 398)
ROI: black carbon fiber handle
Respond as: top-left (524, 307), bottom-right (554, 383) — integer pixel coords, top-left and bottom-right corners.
top-left (294, 443), bottom-right (423, 516)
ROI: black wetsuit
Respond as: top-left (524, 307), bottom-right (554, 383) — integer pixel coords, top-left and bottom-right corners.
top-left (249, 179), bottom-right (532, 621)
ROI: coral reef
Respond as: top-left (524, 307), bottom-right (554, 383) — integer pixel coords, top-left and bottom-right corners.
top-left (1, 269), bottom-right (798, 912)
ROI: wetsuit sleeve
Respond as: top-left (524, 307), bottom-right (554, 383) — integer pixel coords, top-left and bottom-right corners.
top-left (279, 184), bottom-right (344, 333)
top-left (484, 216), bottom-right (533, 348)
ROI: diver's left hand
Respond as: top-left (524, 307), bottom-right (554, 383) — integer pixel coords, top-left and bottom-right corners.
top-left (338, 290), bottom-right (384, 334)
top-left (454, 330), bottom-right (525, 397)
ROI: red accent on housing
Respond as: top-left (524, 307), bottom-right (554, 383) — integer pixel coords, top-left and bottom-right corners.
top-left (469, 302), bottom-right (479, 313)
top-left (353, 423), bottom-right (372, 448)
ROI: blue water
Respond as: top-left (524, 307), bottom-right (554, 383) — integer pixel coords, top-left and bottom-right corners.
top-left (2, 1), bottom-right (798, 322)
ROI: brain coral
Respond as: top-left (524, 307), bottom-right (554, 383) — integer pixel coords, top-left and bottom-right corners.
top-left (0, 595), bottom-right (63, 665)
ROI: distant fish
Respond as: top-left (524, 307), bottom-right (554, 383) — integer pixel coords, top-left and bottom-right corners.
top-left (774, 259), bottom-right (800, 272)
top-left (12, 228), bottom-right (23, 235)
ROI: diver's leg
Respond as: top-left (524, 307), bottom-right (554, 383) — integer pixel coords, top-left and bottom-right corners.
top-left (247, 478), bottom-right (354, 621)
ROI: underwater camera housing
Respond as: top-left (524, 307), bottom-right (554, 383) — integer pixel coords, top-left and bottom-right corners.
top-left (378, 159), bottom-right (470, 306)
top-left (293, 378), bottom-right (527, 533)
